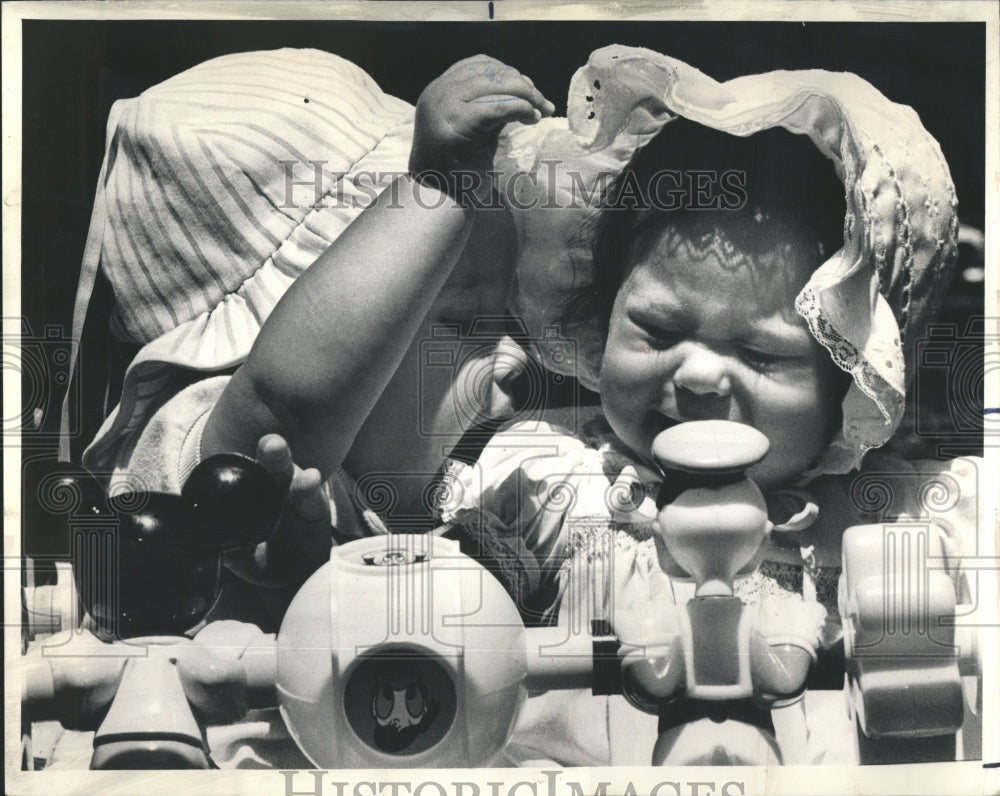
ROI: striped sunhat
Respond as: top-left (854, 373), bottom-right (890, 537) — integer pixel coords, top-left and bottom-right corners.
top-left (70, 49), bottom-right (415, 467)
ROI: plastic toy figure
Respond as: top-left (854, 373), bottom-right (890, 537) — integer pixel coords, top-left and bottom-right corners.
top-left (619, 421), bottom-right (821, 765)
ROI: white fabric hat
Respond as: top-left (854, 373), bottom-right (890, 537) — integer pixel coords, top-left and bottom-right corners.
top-left (496, 45), bottom-right (959, 477)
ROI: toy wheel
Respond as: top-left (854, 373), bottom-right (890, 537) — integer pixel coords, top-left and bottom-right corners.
top-left (841, 524), bottom-right (965, 747)
top-left (854, 716), bottom-right (957, 765)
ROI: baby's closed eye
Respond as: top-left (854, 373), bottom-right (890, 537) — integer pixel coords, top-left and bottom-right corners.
top-left (739, 345), bottom-right (811, 367)
top-left (626, 309), bottom-right (688, 348)
top-left (739, 323), bottom-right (818, 370)
top-left (628, 315), bottom-right (805, 368)
top-left (738, 345), bottom-right (802, 370)
top-left (632, 318), bottom-right (683, 349)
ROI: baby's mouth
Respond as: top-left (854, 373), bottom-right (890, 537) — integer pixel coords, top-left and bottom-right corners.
top-left (634, 412), bottom-right (680, 471)
top-left (650, 411), bottom-right (680, 436)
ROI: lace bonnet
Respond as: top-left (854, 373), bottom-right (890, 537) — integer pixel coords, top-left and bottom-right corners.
top-left (497, 45), bottom-right (959, 477)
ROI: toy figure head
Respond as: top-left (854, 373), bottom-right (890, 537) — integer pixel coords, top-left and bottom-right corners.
top-left (652, 421), bottom-right (773, 596)
top-left (371, 677), bottom-right (441, 753)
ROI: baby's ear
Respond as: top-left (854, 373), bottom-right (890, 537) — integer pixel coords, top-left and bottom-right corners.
top-left (484, 335), bottom-right (531, 420)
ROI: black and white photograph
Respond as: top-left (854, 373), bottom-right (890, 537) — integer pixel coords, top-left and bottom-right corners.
top-left (4, 2), bottom-right (998, 794)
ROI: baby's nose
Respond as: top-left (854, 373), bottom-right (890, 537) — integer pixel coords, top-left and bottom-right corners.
top-left (672, 344), bottom-right (732, 398)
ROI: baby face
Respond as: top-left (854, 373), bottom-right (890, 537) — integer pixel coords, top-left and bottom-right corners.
top-left (600, 224), bottom-right (844, 491)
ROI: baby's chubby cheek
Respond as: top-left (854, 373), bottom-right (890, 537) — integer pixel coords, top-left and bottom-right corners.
top-left (598, 345), bottom-right (663, 454)
top-left (747, 420), bottom-right (824, 491)
top-left (744, 377), bottom-right (841, 490)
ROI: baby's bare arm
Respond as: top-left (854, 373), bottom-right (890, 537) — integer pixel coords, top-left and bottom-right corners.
top-left (201, 178), bottom-right (473, 476)
top-left (201, 56), bottom-right (553, 479)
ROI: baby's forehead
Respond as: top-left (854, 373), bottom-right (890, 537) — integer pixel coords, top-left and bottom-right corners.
top-left (633, 205), bottom-right (827, 260)
top-left (636, 210), bottom-right (823, 267)
top-left (627, 217), bottom-right (823, 320)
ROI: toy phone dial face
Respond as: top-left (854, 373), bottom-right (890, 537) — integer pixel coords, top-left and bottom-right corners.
top-left (343, 646), bottom-right (457, 756)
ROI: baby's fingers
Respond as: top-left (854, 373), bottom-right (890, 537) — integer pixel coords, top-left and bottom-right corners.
top-left (467, 75), bottom-right (554, 118)
top-left (447, 55), bottom-right (554, 116)
top-left (466, 96), bottom-right (546, 132)
top-left (288, 467), bottom-right (329, 525)
top-left (444, 54), bottom-right (523, 88)
top-left (256, 433), bottom-right (295, 494)
top-left (271, 465), bottom-right (331, 561)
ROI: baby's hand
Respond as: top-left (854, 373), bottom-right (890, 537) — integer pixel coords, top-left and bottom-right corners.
top-left (409, 55), bottom-right (555, 199)
top-left (222, 434), bottom-right (332, 587)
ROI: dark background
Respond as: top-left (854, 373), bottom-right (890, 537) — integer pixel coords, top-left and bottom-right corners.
top-left (20, 20), bottom-right (986, 457)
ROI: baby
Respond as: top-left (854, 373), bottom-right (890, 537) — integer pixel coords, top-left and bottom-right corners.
top-left (64, 46), bottom-right (972, 768)
top-left (440, 123), bottom-right (848, 765)
top-left (438, 64), bottom-right (973, 765)
top-left (589, 120), bottom-right (848, 495)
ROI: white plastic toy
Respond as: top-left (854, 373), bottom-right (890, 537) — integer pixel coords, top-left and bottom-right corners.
top-left (20, 422), bottom-right (981, 767)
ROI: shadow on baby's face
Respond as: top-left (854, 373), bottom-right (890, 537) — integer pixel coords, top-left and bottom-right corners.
top-left (600, 216), bottom-right (849, 492)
